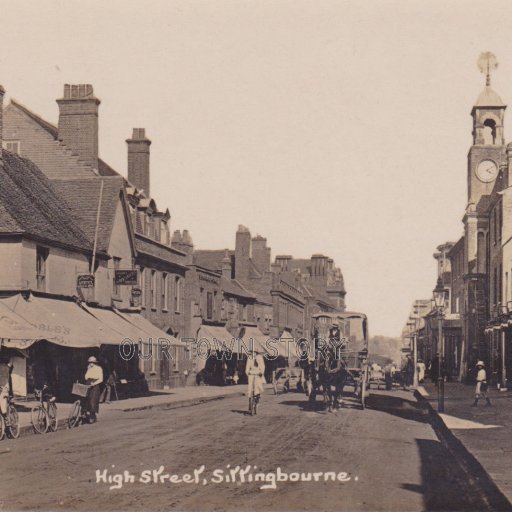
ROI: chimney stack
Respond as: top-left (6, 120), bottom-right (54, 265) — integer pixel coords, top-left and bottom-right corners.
top-left (235, 225), bottom-right (251, 280)
top-left (57, 84), bottom-right (100, 169)
top-left (0, 85), bottom-right (4, 169)
top-left (221, 250), bottom-right (232, 279)
top-left (127, 128), bottom-right (152, 197)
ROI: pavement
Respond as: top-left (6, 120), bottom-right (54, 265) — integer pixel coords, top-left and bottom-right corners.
top-left (11, 384), bottom-right (246, 435)
top-left (416, 380), bottom-right (512, 509)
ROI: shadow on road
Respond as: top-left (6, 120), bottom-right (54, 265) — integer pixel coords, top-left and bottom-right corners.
top-left (401, 438), bottom-right (510, 511)
top-left (365, 393), bottom-right (430, 423)
top-left (231, 409), bottom-right (252, 416)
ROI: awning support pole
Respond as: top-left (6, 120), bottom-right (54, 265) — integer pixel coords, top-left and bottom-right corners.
top-left (90, 180), bottom-right (104, 274)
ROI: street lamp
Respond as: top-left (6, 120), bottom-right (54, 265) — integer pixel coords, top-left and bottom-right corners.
top-left (433, 276), bottom-right (447, 412)
top-left (412, 308), bottom-right (419, 388)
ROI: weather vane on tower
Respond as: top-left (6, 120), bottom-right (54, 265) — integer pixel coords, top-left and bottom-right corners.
top-left (478, 52), bottom-right (498, 87)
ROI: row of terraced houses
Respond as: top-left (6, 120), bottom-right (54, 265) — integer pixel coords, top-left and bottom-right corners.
top-left (0, 83), bottom-right (347, 399)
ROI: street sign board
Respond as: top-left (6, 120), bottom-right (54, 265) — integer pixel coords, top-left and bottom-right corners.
top-left (115, 269), bottom-right (138, 285)
top-left (77, 274), bottom-right (95, 288)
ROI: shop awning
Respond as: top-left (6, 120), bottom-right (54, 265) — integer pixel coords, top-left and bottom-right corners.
top-left (0, 294), bottom-right (120, 348)
top-left (197, 325), bottom-right (238, 353)
top-left (118, 311), bottom-right (181, 346)
top-left (239, 326), bottom-right (272, 355)
top-left (82, 306), bottom-right (151, 345)
top-left (273, 330), bottom-right (298, 360)
top-left (0, 300), bottom-right (48, 349)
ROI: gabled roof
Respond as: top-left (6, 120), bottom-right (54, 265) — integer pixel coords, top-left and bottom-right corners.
top-left (51, 177), bottom-right (125, 253)
top-left (8, 99), bottom-right (121, 178)
top-left (0, 150), bottom-right (92, 252)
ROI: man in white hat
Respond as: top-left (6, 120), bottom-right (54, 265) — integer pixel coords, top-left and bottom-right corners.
top-left (472, 361), bottom-right (491, 407)
top-left (84, 356), bottom-right (104, 422)
top-left (245, 347), bottom-right (266, 407)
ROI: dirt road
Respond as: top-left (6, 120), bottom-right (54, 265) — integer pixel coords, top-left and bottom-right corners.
top-left (0, 390), bottom-right (491, 511)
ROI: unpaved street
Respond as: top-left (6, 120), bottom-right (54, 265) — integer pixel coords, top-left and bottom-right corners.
top-left (0, 390), bottom-right (489, 511)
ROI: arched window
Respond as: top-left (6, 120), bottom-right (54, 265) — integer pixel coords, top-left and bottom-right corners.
top-left (482, 119), bottom-right (497, 144)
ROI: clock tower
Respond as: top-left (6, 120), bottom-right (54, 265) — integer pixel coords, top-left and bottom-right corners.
top-left (465, 53), bottom-right (506, 274)
top-left (463, 53), bottom-right (506, 375)
top-left (468, 53), bottom-right (506, 206)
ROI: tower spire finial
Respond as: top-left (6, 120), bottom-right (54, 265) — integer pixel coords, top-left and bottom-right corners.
top-left (478, 52), bottom-right (498, 87)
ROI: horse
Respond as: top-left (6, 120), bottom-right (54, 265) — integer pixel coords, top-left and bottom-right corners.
top-left (300, 342), bottom-right (348, 412)
top-left (316, 344), bottom-right (348, 412)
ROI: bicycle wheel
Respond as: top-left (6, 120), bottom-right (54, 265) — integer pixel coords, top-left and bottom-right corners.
top-left (7, 405), bottom-right (20, 439)
top-left (48, 402), bottom-right (58, 432)
top-left (0, 414), bottom-right (5, 441)
top-left (67, 400), bottom-right (81, 429)
top-left (31, 405), bottom-right (48, 434)
top-left (248, 396), bottom-right (254, 416)
top-left (253, 397), bottom-right (258, 416)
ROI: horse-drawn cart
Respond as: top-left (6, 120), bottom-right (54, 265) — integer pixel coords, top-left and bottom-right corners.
top-left (303, 312), bottom-right (369, 411)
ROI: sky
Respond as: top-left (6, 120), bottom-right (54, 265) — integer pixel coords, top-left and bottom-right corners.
top-left (2, 0), bottom-right (512, 337)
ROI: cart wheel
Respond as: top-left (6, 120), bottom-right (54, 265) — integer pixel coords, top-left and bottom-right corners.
top-left (0, 414), bottom-right (5, 441)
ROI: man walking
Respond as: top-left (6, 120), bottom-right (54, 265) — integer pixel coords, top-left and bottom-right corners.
top-left (472, 361), bottom-right (491, 407)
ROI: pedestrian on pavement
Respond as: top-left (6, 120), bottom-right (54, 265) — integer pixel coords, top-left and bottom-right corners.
top-left (472, 361), bottom-right (491, 407)
top-left (417, 359), bottom-right (426, 383)
top-left (85, 356), bottom-right (104, 422)
top-left (100, 369), bottom-right (117, 404)
top-left (405, 356), bottom-right (414, 387)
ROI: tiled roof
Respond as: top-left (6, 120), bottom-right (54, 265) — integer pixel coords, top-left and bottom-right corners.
top-left (0, 150), bottom-right (92, 252)
top-left (9, 99), bottom-right (121, 178)
top-left (193, 250), bottom-right (231, 272)
top-left (51, 177), bottom-right (125, 252)
top-left (220, 276), bottom-right (255, 300)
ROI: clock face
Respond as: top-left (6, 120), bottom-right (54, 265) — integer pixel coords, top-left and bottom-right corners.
top-left (476, 159), bottom-right (498, 183)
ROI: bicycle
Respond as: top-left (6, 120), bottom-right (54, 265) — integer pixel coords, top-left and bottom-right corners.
top-left (248, 374), bottom-right (261, 416)
top-left (31, 385), bottom-right (58, 434)
top-left (0, 397), bottom-right (20, 440)
top-left (67, 382), bottom-right (91, 428)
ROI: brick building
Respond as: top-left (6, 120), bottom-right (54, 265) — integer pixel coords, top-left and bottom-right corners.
top-left (2, 84), bottom-right (192, 390)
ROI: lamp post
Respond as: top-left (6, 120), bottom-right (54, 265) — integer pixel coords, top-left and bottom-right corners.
top-left (433, 276), bottom-right (447, 412)
top-left (412, 307), bottom-right (419, 388)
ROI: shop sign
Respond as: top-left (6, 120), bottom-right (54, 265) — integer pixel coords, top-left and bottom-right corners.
top-left (115, 269), bottom-right (138, 285)
top-left (77, 274), bottom-right (95, 288)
